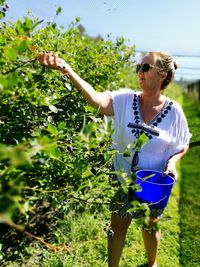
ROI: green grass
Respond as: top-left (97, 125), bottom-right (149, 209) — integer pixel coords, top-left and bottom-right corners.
top-left (178, 97), bottom-right (200, 267)
top-left (5, 184), bottom-right (181, 267)
top-left (14, 174), bottom-right (181, 267)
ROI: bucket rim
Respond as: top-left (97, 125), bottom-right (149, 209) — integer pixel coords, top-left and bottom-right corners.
top-left (136, 169), bottom-right (175, 186)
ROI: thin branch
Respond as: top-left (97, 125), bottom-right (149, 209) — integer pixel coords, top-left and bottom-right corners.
top-left (70, 194), bottom-right (110, 205)
top-left (0, 214), bottom-right (70, 253)
top-left (2, 58), bottom-right (37, 75)
top-left (23, 186), bottom-right (69, 194)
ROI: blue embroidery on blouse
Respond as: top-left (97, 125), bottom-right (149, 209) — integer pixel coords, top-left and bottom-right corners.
top-left (128, 93), bottom-right (173, 139)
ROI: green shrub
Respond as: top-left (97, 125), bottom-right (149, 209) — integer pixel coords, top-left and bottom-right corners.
top-left (0, 5), bottom-right (137, 263)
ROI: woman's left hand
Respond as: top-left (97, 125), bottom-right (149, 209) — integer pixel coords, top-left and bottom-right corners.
top-left (163, 160), bottom-right (177, 180)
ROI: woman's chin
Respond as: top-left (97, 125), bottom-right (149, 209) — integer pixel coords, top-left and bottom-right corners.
top-left (139, 79), bottom-right (145, 87)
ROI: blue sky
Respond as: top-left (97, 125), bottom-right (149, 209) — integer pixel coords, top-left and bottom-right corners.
top-left (4, 0), bottom-right (200, 81)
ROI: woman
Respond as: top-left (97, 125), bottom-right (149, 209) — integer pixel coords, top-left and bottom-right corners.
top-left (38, 51), bottom-right (191, 267)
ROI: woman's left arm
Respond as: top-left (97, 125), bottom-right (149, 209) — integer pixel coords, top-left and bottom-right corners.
top-left (163, 145), bottom-right (189, 179)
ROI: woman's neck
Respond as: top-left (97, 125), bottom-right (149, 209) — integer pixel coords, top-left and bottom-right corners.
top-left (140, 91), bottom-right (165, 106)
top-left (139, 91), bottom-right (167, 124)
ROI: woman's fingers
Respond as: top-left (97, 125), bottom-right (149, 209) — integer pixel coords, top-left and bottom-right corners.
top-left (37, 52), bottom-right (45, 65)
top-left (37, 51), bottom-right (58, 69)
top-left (46, 53), bottom-right (52, 66)
top-left (37, 52), bottom-right (49, 66)
top-left (37, 51), bottom-right (67, 71)
top-left (53, 52), bottom-right (59, 68)
top-left (163, 168), bottom-right (177, 180)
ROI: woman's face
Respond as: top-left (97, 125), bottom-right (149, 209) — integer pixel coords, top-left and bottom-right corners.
top-left (137, 54), bottom-right (164, 91)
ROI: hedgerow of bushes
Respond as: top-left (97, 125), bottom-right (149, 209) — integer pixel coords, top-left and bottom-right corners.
top-left (0, 2), bottom-right (138, 261)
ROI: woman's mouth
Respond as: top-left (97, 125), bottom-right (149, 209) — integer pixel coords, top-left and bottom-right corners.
top-left (139, 78), bottom-right (145, 84)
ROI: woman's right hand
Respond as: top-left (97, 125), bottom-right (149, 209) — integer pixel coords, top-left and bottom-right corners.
top-left (37, 51), bottom-right (70, 72)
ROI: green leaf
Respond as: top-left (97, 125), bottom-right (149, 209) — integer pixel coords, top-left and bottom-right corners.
top-left (135, 184), bottom-right (143, 192)
top-left (4, 47), bottom-right (17, 60)
top-left (8, 72), bottom-right (20, 86)
top-left (49, 105), bottom-right (58, 113)
top-left (141, 173), bottom-right (155, 182)
top-left (47, 124), bottom-right (58, 135)
top-left (49, 146), bottom-right (61, 158)
top-left (127, 141), bottom-right (136, 150)
top-left (33, 19), bottom-right (44, 30)
top-left (75, 17), bottom-right (81, 23)
top-left (56, 6), bottom-right (62, 16)
top-left (0, 75), bottom-right (8, 89)
top-left (0, 36), bottom-right (5, 45)
top-left (64, 82), bottom-right (72, 90)
top-left (84, 105), bottom-right (95, 113)
top-left (23, 16), bottom-right (33, 32)
top-left (123, 149), bottom-right (131, 157)
top-left (82, 170), bottom-right (93, 178)
top-left (0, 144), bottom-right (10, 160)
top-left (57, 121), bottom-right (66, 130)
top-left (16, 40), bottom-right (29, 53)
top-left (16, 19), bottom-right (23, 34)
top-left (138, 133), bottom-right (148, 146)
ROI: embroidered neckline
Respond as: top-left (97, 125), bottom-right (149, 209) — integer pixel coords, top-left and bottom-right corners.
top-left (137, 95), bottom-right (169, 125)
top-left (129, 93), bottom-right (173, 139)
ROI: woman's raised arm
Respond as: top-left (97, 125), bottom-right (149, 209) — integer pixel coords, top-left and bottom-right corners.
top-left (37, 52), bottom-right (114, 116)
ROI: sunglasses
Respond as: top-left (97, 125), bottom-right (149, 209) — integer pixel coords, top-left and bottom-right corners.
top-left (136, 63), bottom-right (156, 73)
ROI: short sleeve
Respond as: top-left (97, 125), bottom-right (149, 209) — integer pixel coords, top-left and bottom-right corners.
top-left (106, 88), bottom-right (136, 152)
top-left (108, 88), bottom-right (135, 121)
top-left (168, 102), bottom-right (192, 156)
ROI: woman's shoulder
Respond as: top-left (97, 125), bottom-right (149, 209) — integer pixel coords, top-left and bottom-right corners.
top-left (169, 99), bottom-right (182, 109)
top-left (166, 97), bottom-right (185, 116)
top-left (108, 88), bottom-right (139, 98)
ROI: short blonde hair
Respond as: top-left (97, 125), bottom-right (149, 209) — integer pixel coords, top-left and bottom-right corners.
top-left (145, 51), bottom-right (178, 90)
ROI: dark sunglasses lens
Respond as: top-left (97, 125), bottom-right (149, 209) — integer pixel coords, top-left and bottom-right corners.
top-left (142, 64), bottom-right (151, 72)
top-left (136, 63), bottom-right (151, 73)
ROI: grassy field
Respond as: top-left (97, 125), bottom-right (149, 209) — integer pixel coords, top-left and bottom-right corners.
top-left (13, 178), bottom-right (181, 267)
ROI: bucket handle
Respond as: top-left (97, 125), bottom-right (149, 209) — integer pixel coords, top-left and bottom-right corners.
top-left (137, 173), bottom-right (157, 184)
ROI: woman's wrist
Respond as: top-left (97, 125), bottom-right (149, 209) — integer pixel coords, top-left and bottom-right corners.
top-left (58, 63), bottom-right (72, 76)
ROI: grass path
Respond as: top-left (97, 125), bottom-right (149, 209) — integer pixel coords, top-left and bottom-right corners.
top-left (179, 97), bottom-right (200, 266)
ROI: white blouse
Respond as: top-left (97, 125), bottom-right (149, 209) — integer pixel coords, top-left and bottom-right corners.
top-left (109, 89), bottom-right (191, 183)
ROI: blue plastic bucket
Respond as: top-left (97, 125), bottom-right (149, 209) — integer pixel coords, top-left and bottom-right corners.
top-left (135, 170), bottom-right (175, 209)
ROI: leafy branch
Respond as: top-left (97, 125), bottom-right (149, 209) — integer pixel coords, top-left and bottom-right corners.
top-left (2, 58), bottom-right (37, 75)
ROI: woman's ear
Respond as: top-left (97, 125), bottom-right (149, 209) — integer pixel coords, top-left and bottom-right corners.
top-left (159, 71), bottom-right (167, 82)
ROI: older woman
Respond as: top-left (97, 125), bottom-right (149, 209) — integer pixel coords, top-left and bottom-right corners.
top-left (38, 51), bottom-right (191, 267)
